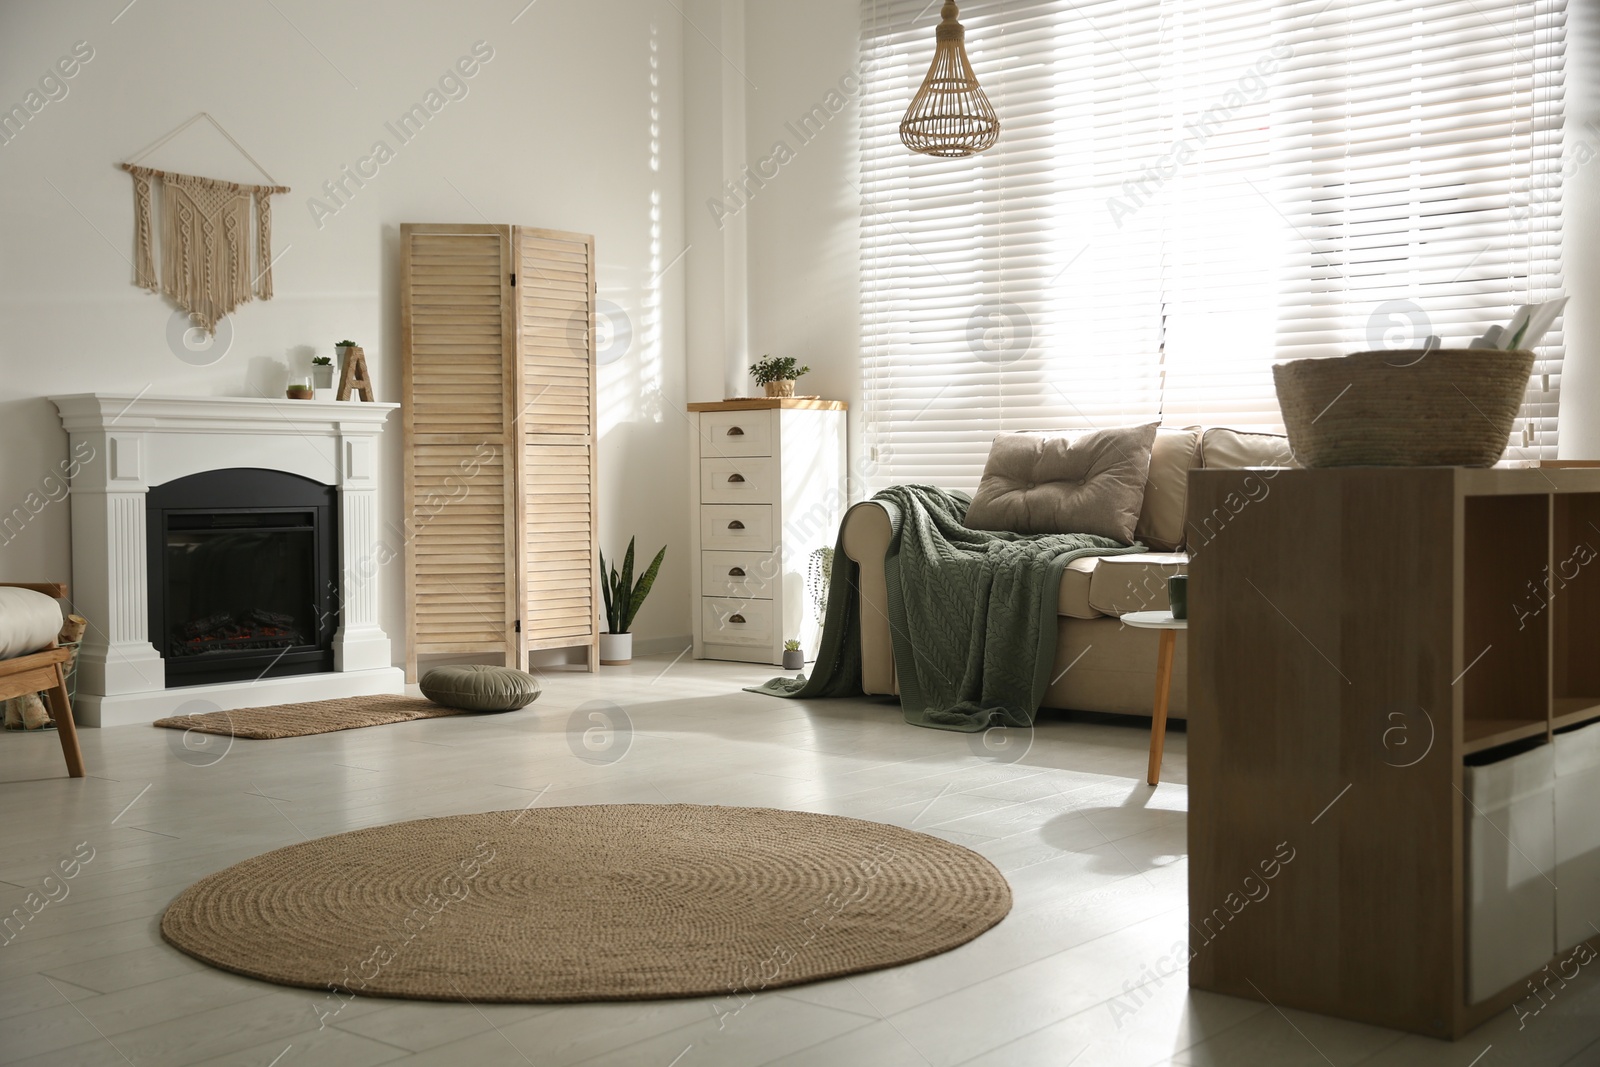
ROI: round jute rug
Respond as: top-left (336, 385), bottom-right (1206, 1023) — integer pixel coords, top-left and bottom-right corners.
top-left (160, 804), bottom-right (1012, 1002)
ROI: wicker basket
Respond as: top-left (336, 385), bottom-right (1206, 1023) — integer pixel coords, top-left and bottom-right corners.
top-left (1272, 349), bottom-right (1535, 468)
top-left (60, 640), bottom-right (81, 705)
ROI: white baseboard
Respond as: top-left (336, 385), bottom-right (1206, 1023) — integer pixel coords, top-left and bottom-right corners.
top-left (75, 667), bottom-right (408, 728)
top-left (631, 634), bottom-right (695, 657)
top-left (520, 636), bottom-right (692, 670)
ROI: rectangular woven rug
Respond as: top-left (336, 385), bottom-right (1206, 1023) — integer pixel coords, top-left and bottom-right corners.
top-left (151, 695), bottom-right (467, 739)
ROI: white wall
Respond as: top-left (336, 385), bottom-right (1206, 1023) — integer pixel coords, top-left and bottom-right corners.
top-left (1556, 0), bottom-right (1600, 458)
top-left (686, 0), bottom-right (867, 490)
top-left (683, 0), bottom-right (750, 404)
top-left (742, 0), bottom-right (862, 435)
top-left (0, 0), bottom-right (692, 659)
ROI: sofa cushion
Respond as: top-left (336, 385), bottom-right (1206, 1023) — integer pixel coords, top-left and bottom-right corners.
top-left (964, 423), bottom-right (1159, 543)
top-left (1199, 427), bottom-right (1296, 469)
top-left (1136, 426), bottom-right (1202, 551)
top-left (1058, 552), bottom-right (1188, 619)
top-left (1058, 557), bottom-right (1101, 620)
top-left (1088, 552), bottom-right (1189, 617)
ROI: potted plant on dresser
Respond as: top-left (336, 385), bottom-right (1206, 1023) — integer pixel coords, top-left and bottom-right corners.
top-left (750, 355), bottom-right (811, 398)
top-left (599, 536), bottom-right (667, 665)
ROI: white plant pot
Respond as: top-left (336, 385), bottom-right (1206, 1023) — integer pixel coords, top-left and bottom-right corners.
top-left (311, 365), bottom-right (335, 394)
top-left (599, 632), bottom-right (632, 666)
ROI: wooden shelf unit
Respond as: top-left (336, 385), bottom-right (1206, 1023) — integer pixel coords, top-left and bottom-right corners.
top-left (1551, 491), bottom-right (1600, 735)
top-left (1553, 697), bottom-right (1600, 731)
top-left (1461, 718), bottom-right (1551, 755)
top-left (1187, 466), bottom-right (1600, 1040)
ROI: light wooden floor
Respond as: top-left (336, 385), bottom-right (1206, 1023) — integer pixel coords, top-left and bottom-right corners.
top-left (1, 655), bottom-right (1595, 1066)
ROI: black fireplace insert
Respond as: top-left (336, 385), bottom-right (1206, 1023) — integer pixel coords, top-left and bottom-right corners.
top-left (146, 468), bottom-right (338, 687)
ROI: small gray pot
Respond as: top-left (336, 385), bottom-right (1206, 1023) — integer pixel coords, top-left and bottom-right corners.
top-left (782, 649), bottom-right (805, 670)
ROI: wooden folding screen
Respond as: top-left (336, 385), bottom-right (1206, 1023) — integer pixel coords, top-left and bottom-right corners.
top-left (512, 229), bottom-right (600, 670)
top-left (401, 223), bottom-right (598, 679)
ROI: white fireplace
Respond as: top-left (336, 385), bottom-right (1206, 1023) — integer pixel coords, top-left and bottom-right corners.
top-left (51, 393), bottom-right (406, 727)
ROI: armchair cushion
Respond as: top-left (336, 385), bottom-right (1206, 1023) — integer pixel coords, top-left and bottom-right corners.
top-left (0, 587), bottom-right (63, 660)
top-left (964, 422), bottom-right (1159, 543)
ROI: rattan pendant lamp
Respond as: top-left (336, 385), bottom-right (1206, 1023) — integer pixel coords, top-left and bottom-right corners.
top-left (899, 1), bottom-right (1000, 157)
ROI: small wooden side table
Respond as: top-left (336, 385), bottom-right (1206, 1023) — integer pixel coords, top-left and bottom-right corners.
top-left (1121, 610), bottom-right (1187, 785)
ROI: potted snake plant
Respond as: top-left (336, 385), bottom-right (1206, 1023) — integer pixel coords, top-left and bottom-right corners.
top-left (599, 536), bottom-right (666, 665)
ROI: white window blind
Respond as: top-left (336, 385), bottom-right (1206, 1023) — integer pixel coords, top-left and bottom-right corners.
top-left (860, 0), bottom-right (1567, 490)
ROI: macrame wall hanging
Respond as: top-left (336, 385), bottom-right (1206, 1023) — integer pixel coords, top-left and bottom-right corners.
top-left (119, 113), bottom-right (289, 334)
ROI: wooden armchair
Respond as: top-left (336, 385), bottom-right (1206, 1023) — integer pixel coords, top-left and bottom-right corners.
top-left (0, 583), bottom-right (84, 778)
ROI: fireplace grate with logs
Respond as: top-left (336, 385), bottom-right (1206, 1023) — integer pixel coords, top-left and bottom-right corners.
top-left (171, 608), bottom-right (306, 657)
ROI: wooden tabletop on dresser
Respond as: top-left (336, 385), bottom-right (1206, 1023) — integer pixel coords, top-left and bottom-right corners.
top-left (687, 398), bottom-right (848, 412)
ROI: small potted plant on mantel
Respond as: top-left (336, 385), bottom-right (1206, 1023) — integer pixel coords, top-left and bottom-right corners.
top-left (599, 536), bottom-right (667, 665)
top-left (310, 356), bottom-right (335, 392)
top-left (750, 355), bottom-right (811, 398)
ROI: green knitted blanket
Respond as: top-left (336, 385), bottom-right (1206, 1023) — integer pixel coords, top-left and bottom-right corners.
top-left (747, 484), bottom-right (1142, 732)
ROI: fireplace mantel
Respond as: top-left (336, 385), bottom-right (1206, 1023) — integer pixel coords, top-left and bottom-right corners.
top-left (50, 393), bottom-right (406, 726)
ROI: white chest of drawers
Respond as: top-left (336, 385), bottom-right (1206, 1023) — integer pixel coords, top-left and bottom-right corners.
top-left (688, 398), bottom-right (847, 665)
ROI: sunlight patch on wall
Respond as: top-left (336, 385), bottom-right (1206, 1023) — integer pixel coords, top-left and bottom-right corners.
top-left (598, 23), bottom-right (665, 430)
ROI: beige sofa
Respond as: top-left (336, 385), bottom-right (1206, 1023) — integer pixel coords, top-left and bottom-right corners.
top-left (839, 426), bottom-right (1294, 719)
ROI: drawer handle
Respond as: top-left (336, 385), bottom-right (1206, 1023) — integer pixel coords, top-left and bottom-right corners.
top-left (728, 473), bottom-right (746, 483)
top-left (728, 567), bottom-right (746, 577)
top-left (728, 520), bottom-right (745, 530)
top-left (729, 613), bottom-right (746, 624)
top-left (726, 426), bottom-right (745, 436)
